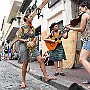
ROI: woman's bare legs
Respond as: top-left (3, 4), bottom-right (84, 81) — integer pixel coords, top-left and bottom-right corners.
top-left (54, 61), bottom-right (58, 73)
top-left (79, 49), bottom-right (90, 74)
top-left (21, 60), bottom-right (28, 87)
top-left (36, 55), bottom-right (56, 82)
top-left (59, 60), bottom-right (63, 73)
top-left (79, 49), bottom-right (90, 88)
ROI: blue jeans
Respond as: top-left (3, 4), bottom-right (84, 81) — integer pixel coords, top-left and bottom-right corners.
top-left (82, 40), bottom-right (90, 50)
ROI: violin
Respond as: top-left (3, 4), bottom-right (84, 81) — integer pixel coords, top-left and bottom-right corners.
top-left (70, 12), bottom-right (85, 27)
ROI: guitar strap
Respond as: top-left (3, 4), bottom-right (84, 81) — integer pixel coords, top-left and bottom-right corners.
top-left (50, 30), bottom-right (54, 37)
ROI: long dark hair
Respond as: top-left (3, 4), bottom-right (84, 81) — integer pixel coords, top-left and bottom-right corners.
top-left (79, 1), bottom-right (90, 10)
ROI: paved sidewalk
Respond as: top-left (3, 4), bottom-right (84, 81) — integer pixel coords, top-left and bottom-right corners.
top-left (5, 59), bottom-right (89, 90)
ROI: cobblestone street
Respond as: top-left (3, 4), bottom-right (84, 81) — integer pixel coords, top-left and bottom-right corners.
top-left (0, 60), bottom-right (58, 90)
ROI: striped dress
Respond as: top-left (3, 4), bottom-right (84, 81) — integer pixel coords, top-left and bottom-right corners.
top-left (49, 43), bottom-right (67, 61)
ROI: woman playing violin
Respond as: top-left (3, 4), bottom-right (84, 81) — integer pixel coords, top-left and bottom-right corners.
top-left (66, 1), bottom-right (90, 88)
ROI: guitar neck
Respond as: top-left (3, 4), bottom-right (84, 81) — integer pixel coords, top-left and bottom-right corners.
top-left (58, 30), bottom-right (67, 40)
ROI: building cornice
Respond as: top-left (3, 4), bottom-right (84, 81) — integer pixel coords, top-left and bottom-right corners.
top-left (7, 1), bottom-right (22, 23)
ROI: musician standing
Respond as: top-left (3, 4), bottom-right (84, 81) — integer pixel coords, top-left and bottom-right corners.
top-left (66, 1), bottom-right (90, 88)
top-left (17, 13), bottom-right (56, 88)
top-left (44, 22), bottom-right (68, 76)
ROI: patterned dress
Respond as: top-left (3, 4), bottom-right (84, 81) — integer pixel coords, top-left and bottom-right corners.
top-left (49, 32), bottom-right (67, 62)
top-left (18, 24), bottom-right (40, 63)
top-left (81, 12), bottom-right (90, 50)
top-left (81, 12), bottom-right (90, 41)
top-left (49, 43), bottom-right (67, 62)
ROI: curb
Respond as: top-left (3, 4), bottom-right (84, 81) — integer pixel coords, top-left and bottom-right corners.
top-left (5, 60), bottom-right (88, 90)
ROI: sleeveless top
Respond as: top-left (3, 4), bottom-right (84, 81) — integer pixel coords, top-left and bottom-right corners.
top-left (81, 12), bottom-right (90, 41)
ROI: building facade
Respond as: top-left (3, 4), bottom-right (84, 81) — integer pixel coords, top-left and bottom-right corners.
top-left (1, 0), bottom-right (86, 68)
top-left (1, 0), bottom-right (22, 59)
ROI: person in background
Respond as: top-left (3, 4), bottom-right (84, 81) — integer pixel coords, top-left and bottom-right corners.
top-left (0, 54), bottom-right (1, 61)
top-left (65, 1), bottom-right (90, 88)
top-left (17, 12), bottom-right (56, 88)
top-left (44, 22), bottom-right (69, 76)
top-left (13, 50), bottom-right (19, 60)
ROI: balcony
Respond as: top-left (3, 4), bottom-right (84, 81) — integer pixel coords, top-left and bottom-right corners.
top-left (6, 20), bottom-right (20, 41)
top-left (7, 0), bottom-right (22, 23)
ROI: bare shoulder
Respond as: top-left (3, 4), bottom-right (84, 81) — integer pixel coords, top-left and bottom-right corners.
top-left (82, 13), bottom-right (89, 18)
top-left (47, 33), bottom-right (51, 36)
top-left (44, 33), bottom-right (51, 39)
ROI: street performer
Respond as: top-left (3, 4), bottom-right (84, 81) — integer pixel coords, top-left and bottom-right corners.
top-left (65, 1), bottom-right (90, 88)
top-left (17, 13), bottom-right (56, 88)
top-left (44, 22), bottom-right (69, 76)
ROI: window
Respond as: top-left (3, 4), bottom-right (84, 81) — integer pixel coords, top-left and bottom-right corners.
top-left (35, 25), bottom-right (41, 36)
top-left (58, 20), bottom-right (63, 30)
top-left (48, 0), bottom-right (61, 8)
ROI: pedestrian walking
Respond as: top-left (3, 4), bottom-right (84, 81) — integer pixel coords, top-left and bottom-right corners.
top-left (44, 22), bottom-right (69, 76)
top-left (17, 13), bottom-right (56, 88)
top-left (65, 1), bottom-right (90, 88)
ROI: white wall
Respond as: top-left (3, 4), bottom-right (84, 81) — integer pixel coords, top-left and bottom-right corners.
top-left (32, 0), bottom-right (72, 32)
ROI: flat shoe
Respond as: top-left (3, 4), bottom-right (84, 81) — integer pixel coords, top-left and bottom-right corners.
top-left (60, 73), bottom-right (65, 76)
top-left (54, 72), bottom-right (59, 76)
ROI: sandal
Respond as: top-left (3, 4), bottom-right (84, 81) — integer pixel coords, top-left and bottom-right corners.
top-left (83, 80), bottom-right (90, 84)
top-left (54, 72), bottom-right (59, 76)
top-left (60, 73), bottom-right (65, 76)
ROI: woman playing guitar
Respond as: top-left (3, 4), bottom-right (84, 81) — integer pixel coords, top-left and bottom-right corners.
top-left (44, 22), bottom-right (69, 76)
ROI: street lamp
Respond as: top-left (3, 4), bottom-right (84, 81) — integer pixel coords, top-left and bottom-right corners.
top-left (16, 16), bottom-right (21, 24)
top-left (36, 8), bottom-right (43, 19)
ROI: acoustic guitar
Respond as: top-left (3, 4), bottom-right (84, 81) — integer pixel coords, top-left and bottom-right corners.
top-left (45, 30), bottom-right (67, 50)
top-left (45, 12), bottom-right (84, 50)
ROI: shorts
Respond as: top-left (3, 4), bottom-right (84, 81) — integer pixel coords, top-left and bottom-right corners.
top-left (82, 40), bottom-right (90, 50)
